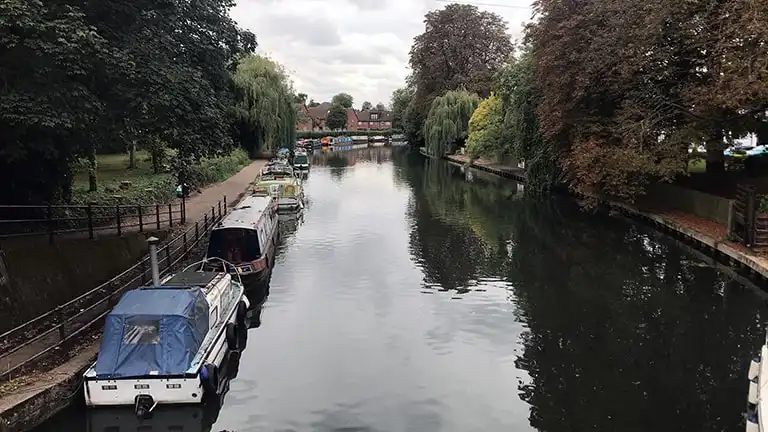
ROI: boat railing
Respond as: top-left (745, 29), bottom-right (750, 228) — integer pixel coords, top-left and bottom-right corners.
top-left (0, 196), bottom-right (231, 382)
top-left (183, 257), bottom-right (246, 288)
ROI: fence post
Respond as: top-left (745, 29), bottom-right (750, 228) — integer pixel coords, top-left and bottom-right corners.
top-left (224, 195), bottom-right (227, 213)
top-left (181, 196), bottom-right (186, 225)
top-left (183, 232), bottom-right (187, 254)
top-left (116, 205), bottom-right (122, 237)
top-left (204, 214), bottom-right (208, 229)
top-left (47, 204), bottom-right (54, 245)
top-left (195, 221), bottom-right (199, 242)
top-left (168, 203), bottom-right (173, 228)
top-left (138, 205), bottom-right (143, 232)
top-left (56, 306), bottom-right (65, 341)
top-left (211, 206), bottom-right (215, 222)
top-left (155, 204), bottom-right (160, 230)
top-left (218, 201), bottom-right (222, 218)
top-left (87, 203), bottom-right (94, 240)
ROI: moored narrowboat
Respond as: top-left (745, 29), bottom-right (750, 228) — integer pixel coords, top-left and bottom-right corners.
top-left (205, 195), bottom-right (279, 288)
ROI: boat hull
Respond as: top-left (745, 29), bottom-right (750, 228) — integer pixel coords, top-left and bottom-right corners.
top-left (83, 294), bottom-right (244, 407)
top-left (278, 195), bottom-right (303, 211)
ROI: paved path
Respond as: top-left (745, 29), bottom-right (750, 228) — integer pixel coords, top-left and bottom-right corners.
top-left (181, 159), bottom-right (264, 222)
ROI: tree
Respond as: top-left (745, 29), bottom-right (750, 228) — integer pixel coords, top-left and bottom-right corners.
top-left (495, 49), bottom-right (559, 193)
top-left (331, 93), bottom-right (354, 109)
top-left (308, 99), bottom-right (320, 107)
top-left (233, 55), bottom-right (297, 155)
top-left (391, 87), bottom-right (414, 132)
top-left (407, 4), bottom-right (513, 150)
top-left (375, 102), bottom-right (387, 111)
top-left (325, 104), bottom-right (348, 130)
top-left (295, 93), bottom-right (308, 104)
top-left (466, 94), bottom-right (504, 161)
top-left (362, 101), bottom-right (372, 110)
top-left (422, 90), bottom-right (480, 156)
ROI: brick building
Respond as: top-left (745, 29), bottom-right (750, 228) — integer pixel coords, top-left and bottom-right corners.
top-left (296, 103), bottom-right (392, 132)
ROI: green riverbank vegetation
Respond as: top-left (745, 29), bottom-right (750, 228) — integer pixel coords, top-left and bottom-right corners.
top-left (395, 2), bottom-right (768, 201)
top-left (0, 0), bottom-right (299, 206)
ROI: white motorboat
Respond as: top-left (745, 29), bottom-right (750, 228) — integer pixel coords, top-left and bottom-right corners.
top-left (83, 240), bottom-right (249, 417)
top-left (747, 336), bottom-right (767, 431)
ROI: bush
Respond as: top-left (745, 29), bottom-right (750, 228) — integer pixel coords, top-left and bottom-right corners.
top-left (186, 148), bottom-right (250, 189)
top-left (297, 130), bottom-right (393, 139)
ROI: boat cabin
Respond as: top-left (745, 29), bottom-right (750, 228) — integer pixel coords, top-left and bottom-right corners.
top-left (206, 196), bottom-right (278, 277)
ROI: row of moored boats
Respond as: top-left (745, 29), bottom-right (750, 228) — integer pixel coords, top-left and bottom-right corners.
top-left (83, 148), bottom-right (310, 417)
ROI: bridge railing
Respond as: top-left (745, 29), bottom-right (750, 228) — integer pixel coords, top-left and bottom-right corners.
top-left (0, 200), bottom-right (187, 243)
top-left (0, 196), bottom-right (227, 382)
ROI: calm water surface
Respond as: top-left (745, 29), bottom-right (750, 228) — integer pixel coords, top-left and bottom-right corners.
top-left (36, 147), bottom-right (768, 431)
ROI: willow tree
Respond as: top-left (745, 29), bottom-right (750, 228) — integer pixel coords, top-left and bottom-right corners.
top-left (233, 55), bottom-right (297, 155)
top-left (423, 90), bottom-right (480, 156)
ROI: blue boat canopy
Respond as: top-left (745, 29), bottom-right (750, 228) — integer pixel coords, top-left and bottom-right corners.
top-left (94, 288), bottom-right (210, 378)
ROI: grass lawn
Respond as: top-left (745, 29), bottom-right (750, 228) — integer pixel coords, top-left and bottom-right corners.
top-left (73, 150), bottom-right (171, 189)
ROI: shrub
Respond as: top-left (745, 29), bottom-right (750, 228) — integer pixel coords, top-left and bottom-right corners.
top-left (186, 148), bottom-right (250, 189)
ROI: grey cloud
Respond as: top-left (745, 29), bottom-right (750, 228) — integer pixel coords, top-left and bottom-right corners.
top-left (259, 13), bottom-right (342, 46)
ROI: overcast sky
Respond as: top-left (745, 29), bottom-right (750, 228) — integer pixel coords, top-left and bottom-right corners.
top-left (230, 0), bottom-right (533, 108)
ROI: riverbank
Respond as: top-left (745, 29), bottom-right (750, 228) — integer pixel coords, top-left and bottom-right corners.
top-left (437, 151), bottom-right (768, 284)
top-left (0, 160), bottom-right (265, 432)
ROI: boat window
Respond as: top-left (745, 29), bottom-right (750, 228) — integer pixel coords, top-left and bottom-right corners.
top-left (207, 228), bottom-right (261, 263)
top-left (122, 319), bottom-right (160, 345)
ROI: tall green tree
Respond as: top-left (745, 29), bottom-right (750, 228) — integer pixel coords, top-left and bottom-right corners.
top-left (375, 102), bottom-right (386, 111)
top-left (466, 94), bottom-right (504, 161)
top-left (331, 93), bottom-right (354, 109)
top-left (233, 55), bottom-right (297, 155)
top-left (361, 101), bottom-right (372, 110)
top-left (423, 90), bottom-right (480, 156)
top-left (495, 50), bottom-right (559, 192)
top-left (391, 86), bottom-right (414, 133)
top-left (325, 104), bottom-right (348, 130)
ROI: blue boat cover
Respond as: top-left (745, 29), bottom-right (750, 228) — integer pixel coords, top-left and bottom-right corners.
top-left (94, 288), bottom-right (210, 378)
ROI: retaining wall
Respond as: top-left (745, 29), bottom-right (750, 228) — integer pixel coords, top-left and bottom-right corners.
top-left (0, 230), bottom-right (169, 333)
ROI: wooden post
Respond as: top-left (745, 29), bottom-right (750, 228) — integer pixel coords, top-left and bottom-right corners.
top-left (183, 232), bottom-right (187, 254)
top-left (195, 221), bottom-right (199, 242)
top-left (138, 205), bottom-right (143, 232)
top-left (204, 214), bottom-right (208, 230)
top-left (168, 203), bottom-right (173, 228)
top-left (224, 195), bottom-right (227, 212)
top-left (155, 204), bottom-right (161, 230)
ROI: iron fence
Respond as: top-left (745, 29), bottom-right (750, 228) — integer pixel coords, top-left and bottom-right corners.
top-left (0, 199), bottom-right (187, 243)
top-left (0, 196), bottom-right (227, 382)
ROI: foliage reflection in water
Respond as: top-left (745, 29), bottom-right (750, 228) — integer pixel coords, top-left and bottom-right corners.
top-left (33, 147), bottom-right (768, 432)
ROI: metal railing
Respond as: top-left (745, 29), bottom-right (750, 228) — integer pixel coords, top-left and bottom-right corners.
top-left (0, 196), bottom-right (226, 382)
top-left (0, 199), bottom-right (187, 243)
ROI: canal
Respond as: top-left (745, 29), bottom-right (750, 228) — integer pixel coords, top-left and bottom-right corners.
top-left (35, 146), bottom-right (768, 431)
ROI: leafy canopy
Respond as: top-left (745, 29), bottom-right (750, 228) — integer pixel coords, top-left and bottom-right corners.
top-left (423, 90), bottom-right (481, 156)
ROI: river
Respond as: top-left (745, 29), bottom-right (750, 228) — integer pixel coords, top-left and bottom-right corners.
top-left (34, 146), bottom-right (768, 431)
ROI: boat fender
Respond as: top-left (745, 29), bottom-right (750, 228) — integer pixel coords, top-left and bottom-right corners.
top-left (226, 323), bottom-right (240, 351)
top-left (236, 301), bottom-right (248, 327)
top-left (200, 363), bottom-right (219, 395)
top-left (746, 410), bottom-right (759, 432)
top-left (749, 355), bottom-right (761, 380)
top-left (749, 376), bottom-right (759, 405)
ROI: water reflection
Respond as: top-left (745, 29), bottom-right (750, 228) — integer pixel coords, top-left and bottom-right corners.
top-left (396, 152), bottom-right (768, 431)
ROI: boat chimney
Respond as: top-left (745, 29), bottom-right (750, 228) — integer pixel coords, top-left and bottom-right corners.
top-left (147, 236), bottom-right (160, 286)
